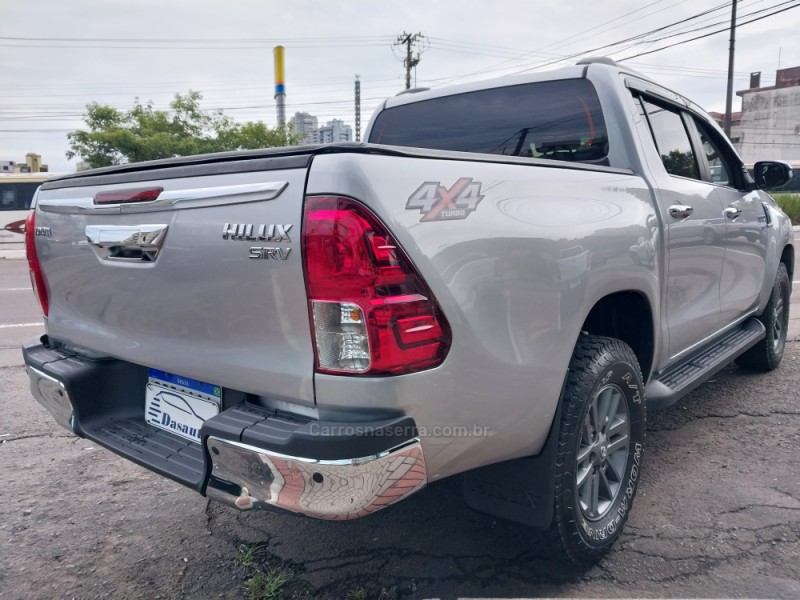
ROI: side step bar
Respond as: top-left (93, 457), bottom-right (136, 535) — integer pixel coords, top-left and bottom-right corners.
top-left (646, 318), bottom-right (765, 410)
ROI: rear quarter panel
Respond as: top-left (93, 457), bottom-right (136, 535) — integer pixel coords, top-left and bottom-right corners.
top-left (306, 152), bottom-right (659, 479)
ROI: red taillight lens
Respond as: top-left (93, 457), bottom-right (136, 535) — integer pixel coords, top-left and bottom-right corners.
top-left (94, 187), bottom-right (162, 205)
top-left (302, 196), bottom-right (450, 375)
top-left (24, 211), bottom-right (49, 317)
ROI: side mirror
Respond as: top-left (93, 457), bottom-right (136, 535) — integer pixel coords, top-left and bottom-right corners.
top-left (3, 218), bottom-right (26, 235)
top-left (753, 161), bottom-right (793, 189)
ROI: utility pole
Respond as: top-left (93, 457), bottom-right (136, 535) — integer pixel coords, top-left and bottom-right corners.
top-left (394, 32), bottom-right (424, 90)
top-left (274, 46), bottom-right (286, 129)
top-left (355, 75), bottom-right (361, 142)
top-left (724, 0), bottom-right (737, 138)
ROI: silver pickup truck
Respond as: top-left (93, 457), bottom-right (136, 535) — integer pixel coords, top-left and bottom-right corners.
top-left (22, 58), bottom-right (794, 564)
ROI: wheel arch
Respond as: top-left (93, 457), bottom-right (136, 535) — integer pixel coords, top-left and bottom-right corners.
top-left (462, 292), bottom-right (655, 534)
top-left (781, 243), bottom-right (794, 281)
top-left (580, 290), bottom-right (655, 380)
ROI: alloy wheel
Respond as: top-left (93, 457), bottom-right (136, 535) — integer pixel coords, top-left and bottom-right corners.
top-left (576, 384), bottom-right (630, 521)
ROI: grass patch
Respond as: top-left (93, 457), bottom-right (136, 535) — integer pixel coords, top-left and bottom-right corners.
top-left (244, 566), bottom-right (294, 600)
top-left (234, 541), bottom-right (313, 600)
top-left (235, 542), bottom-right (268, 569)
top-left (234, 540), bottom-right (404, 599)
top-left (773, 192), bottom-right (800, 224)
top-left (377, 587), bottom-right (398, 600)
top-left (347, 586), bottom-right (368, 600)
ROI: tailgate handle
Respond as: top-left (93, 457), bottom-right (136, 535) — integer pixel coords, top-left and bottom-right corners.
top-left (86, 224), bottom-right (168, 262)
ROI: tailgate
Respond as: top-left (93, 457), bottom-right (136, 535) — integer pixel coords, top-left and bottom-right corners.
top-left (33, 159), bottom-right (314, 406)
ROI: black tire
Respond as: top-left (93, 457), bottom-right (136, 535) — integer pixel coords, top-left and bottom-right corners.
top-left (736, 263), bottom-right (790, 372)
top-left (550, 335), bottom-right (646, 565)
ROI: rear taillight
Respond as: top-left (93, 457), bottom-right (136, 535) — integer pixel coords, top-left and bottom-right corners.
top-left (302, 196), bottom-right (450, 375)
top-left (24, 211), bottom-right (49, 317)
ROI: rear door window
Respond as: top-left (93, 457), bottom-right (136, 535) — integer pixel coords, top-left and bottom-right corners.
top-left (637, 97), bottom-right (700, 180)
top-left (369, 79), bottom-right (609, 165)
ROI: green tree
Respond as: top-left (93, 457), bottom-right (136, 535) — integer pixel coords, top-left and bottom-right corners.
top-left (66, 91), bottom-right (299, 168)
top-left (660, 149), bottom-right (698, 180)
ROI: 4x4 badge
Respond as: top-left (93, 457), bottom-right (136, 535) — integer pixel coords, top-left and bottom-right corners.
top-left (406, 178), bottom-right (484, 222)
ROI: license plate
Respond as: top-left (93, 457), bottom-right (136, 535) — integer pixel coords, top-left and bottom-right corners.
top-left (144, 369), bottom-right (221, 443)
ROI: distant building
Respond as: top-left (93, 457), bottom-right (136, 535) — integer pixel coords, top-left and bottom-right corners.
top-left (313, 119), bottom-right (353, 144)
top-left (708, 111), bottom-right (743, 145)
top-left (290, 113), bottom-right (352, 145)
top-left (716, 67), bottom-right (800, 163)
top-left (3, 153), bottom-right (49, 173)
top-left (291, 112), bottom-right (319, 144)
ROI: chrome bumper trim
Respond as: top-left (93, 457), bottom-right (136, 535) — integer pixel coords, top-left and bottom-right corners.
top-left (26, 366), bottom-right (76, 433)
top-left (205, 436), bottom-right (427, 520)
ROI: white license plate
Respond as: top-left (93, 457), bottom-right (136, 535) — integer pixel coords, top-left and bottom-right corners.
top-left (144, 370), bottom-right (221, 443)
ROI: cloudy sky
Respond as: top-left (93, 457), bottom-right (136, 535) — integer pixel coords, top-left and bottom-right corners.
top-left (2, 0), bottom-right (798, 172)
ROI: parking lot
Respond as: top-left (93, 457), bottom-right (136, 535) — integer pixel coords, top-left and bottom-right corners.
top-left (1, 255), bottom-right (799, 599)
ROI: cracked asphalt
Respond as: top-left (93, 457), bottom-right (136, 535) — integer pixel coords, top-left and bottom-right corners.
top-left (1, 258), bottom-right (800, 599)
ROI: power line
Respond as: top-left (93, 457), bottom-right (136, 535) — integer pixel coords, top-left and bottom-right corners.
top-left (3, 3), bottom-right (798, 136)
top-left (612, 0), bottom-right (797, 49)
top-left (0, 78), bottom-right (405, 101)
top-left (0, 41), bottom-right (394, 50)
top-left (423, 0), bottom-right (694, 85)
top-left (502, 1), bottom-right (736, 75)
top-left (0, 97), bottom-right (389, 120)
top-left (617, 0), bottom-right (800, 60)
top-left (0, 34), bottom-right (394, 43)
top-left (461, 0), bottom-right (795, 81)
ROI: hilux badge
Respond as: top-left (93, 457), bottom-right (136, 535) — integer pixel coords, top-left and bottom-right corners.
top-left (222, 223), bottom-right (293, 260)
top-left (406, 178), bottom-right (484, 222)
top-left (222, 223), bottom-right (292, 241)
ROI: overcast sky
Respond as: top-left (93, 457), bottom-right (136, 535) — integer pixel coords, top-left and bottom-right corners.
top-left (1, 0), bottom-right (798, 172)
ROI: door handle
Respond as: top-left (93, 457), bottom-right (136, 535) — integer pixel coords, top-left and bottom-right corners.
top-left (724, 207), bottom-right (742, 220)
top-left (86, 224), bottom-right (168, 262)
top-left (669, 205), bottom-right (693, 219)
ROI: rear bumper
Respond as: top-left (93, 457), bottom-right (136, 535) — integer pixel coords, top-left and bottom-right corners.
top-left (22, 336), bottom-right (427, 520)
top-left (205, 437), bottom-right (426, 519)
top-left (27, 365), bottom-right (74, 432)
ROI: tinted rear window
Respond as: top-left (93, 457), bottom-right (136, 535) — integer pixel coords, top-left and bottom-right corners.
top-left (369, 79), bottom-right (609, 164)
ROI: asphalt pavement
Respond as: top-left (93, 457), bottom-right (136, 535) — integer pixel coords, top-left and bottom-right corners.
top-left (0, 259), bottom-right (43, 368)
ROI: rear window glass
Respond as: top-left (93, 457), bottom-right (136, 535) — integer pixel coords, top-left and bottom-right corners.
top-left (369, 79), bottom-right (609, 164)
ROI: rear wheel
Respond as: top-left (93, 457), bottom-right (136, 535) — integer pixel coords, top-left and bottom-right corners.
top-left (736, 263), bottom-right (790, 371)
top-left (551, 335), bottom-right (646, 565)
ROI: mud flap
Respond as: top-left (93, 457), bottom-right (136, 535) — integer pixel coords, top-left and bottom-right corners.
top-left (461, 371), bottom-right (565, 530)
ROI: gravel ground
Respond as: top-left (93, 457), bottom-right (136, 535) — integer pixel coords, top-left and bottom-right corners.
top-left (1, 347), bottom-right (799, 599)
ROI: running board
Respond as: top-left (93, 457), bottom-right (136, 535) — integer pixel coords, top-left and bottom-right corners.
top-left (646, 318), bottom-right (765, 410)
